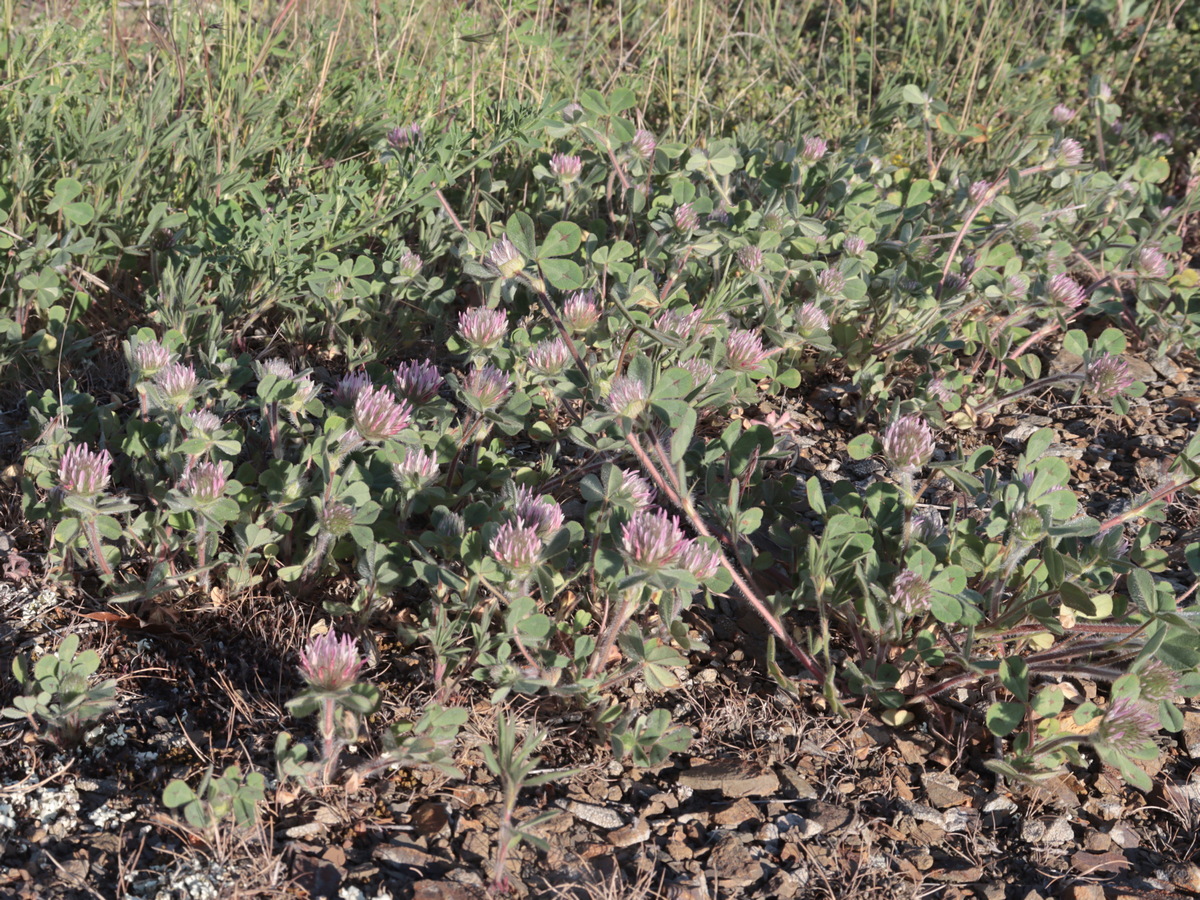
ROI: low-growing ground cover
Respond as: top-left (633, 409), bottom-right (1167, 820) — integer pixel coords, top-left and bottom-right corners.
top-left (2, 1), bottom-right (1200, 898)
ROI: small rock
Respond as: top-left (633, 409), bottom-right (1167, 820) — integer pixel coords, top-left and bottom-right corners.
top-left (707, 833), bottom-right (763, 888)
top-left (374, 842), bottom-right (443, 871)
top-left (777, 813), bottom-right (822, 840)
top-left (412, 881), bottom-right (488, 900)
top-left (777, 766), bottom-right (818, 799)
top-left (411, 802), bottom-right (450, 837)
top-left (1022, 816), bottom-right (1073, 845)
top-left (1108, 822), bottom-right (1141, 849)
top-left (1063, 886), bottom-right (1105, 900)
top-left (1083, 830), bottom-right (1111, 852)
top-left (713, 798), bottom-right (762, 828)
top-left (809, 801), bottom-right (852, 834)
top-left (1159, 863), bottom-right (1200, 892)
top-left (923, 771), bottom-right (971, 809)
top-left (608, 818), bottom-right (651, 848)
top-left (764, 869), bottom-right (803, 900)
top-left (677, 760), bottom-right (779, 798)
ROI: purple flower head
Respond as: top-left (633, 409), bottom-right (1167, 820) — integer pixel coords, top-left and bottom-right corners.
top-left (562, 291), bottom-right (600, 333)
top-left (259, 359), bottom-right (294, 380)
top-left (621, 509), bottom-right (688, 572)
top-left (968, 180), bottom-right (992, 205)
top-left (387, 123), bottom-right (421, 149)
top-left (797, 302), bottom-right (830, 334)
top-left (58, 446), bottom-right (113, 497)
top-left (725, 330), bottom-right (774, 372)
top-left (927, 377), bottom-right (953, 404)
top-left (458, 307), bottom-right (509, 351)
top-left (392, 448), bottom-right (440, 494)
top-left (513, 486), bottom-right (565, 539)
top-left (353, 385), bottom-right (412, 441)
top-left (912, 510), bottom-right (945, 542)
top-left (299, 631), bottom-right (365, 693)
top-left (179, 462), bottom-right (227, 504)
top-left (393, 360), bottom-right (443, 406)
top-left (527, 337), bottom-right (572, 376)
top-left (843, 235), bottom-right (867, 258)
top-left (606, 375), bottom-right (648, 418)
top-left (155, 363), bottom-right (198, 407)
top-left (1051, 104), bottom-right (1076, 124)
top-left (882, 414), bottom-right (935, 473)
top-left (1135, 247), bottom-right (1167, 280)
top-left (1085, 354), bottom-right (1136, 401)
top-left (817, 268), bottom-right (845, 297)
top-left (615, 468), bottom-right (656, 510)
top-left (680, 540), bottom-right (722, 580)
top-left (131, 338), bottom-right (173, 380)
top-left (681, 358), bottom-right (716, 389)
top-left (1054, 138), bottom-right (1085, 168)
top-left (1137, 660), bottom-right (1182, 705)
top-left (630, 129), bottom-right (657, 161)
top-left (1047, 273), bottom-right (1087, 310)
top-left (461, 364), bottom-right (512, 410)
top-left (1094, 697), bottom-right (1158, 757)
top-left (320, 501), bottom-right (356, 538)
top-left (1151, 131), bottom-right (1173, 145)
top-left (1002, 274), bottom-right (1029, 300)
top-left (656, 310), bottom-right (695, 343)
top-left (490, 521), bottom-right (543, 577)
top-left (674, 203), bottom-right (699, 232)
top-left (942, 273), bottom-right (970, 296)
top-left (549, 153), bottom-right (582, 183)
top-left (485, 236), bottom-right (524, 279)
top-left (708, 206), bottom-right (730, 225)
top-left (890, 569), bottom-right (933, 615)
top-left (737, 246), bottom-right (764, 272)
top-left (189, 410), bottom-right (222, 436)
top-left (395, 249), bottom-right (423, 280)
top-left (800, 136), bottom-right (828, 163)
top-left (1013, 220), bottom-right (1040, 242)
top-left (333, 371), bottom-right (372, 408)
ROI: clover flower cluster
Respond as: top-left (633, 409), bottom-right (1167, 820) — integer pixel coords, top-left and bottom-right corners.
top-left (299, 631), bottom-right (365, 693)
top-left (458, 307), bottom-right (509, 351)
top-left (528, 337), bottom-right (572, 376)
top-left (512, 486), bottom-right (565, 539)
top-left (737, 246), bottom-right (764, 271)
top-left (615, 468), bottom-right (656, 510)
top-left (673, 203), bottom-right (699, 232)
top-left (890, 569), bottom-right (933, 615)
top-left (353, 385), bottom-right (412, 441)
top-left (842, 235), bottom-right (867, 258)
top-left (725, 330), bottom-right (774, 372)
top-left (490, 521), bottom-right (544, 577)
top-left (1046, 273), bottom-right (1087, 309)
top-left (630, 129), bottom-right (657, 161)
top-left (882, 415), bottom-right (935, 472)
top-left (320, 501), bottom-right (356, 538)
top-left (59, 446), bottom-right (113, 497)
top-left (461, 365), bottom-right (512, 409)
top-left (816, 268), bottom-right (845, 297)
top-left (800, 136), bottom-right (827, 163)
top-left (485, 237), bottom-right (524, 279)
top-left (395, 249), bottom-right (423, 279)
top-left (549, 153), bottom-right (582, 182)
top-left (333, 371), bottom-right (373, 408)
top-left (1135, 247), bottom-right (1167, 280)
top-left (1085, 354), bottom-right (1135, 401)
top-left (607, 376), bottom-right (649, 418)
top-left (189, 410), bottom-right (222, 435)
top-left (621, 508), bottom-right (720, 578)
top-left (681, 358), bottom-right (716, 389)
top-left (179, 462), bottom-right (227, 504)
top-left (387, 123), bottom-right (421, 148)
top-left (155, 362), bottom-right (199, 407)
top-left (393, 448), bottom-right (440, 494)
top-left (394, 360), bottom-right (443, 405)
top-left (1094, 697), bottom-right (1158, 757)
top-left (131, 338), bottom-right (173, 380)
top-left (562, 291), bottom-right (600, 333)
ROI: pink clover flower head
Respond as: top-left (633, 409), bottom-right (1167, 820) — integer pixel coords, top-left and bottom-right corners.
top-left (680, 540), bottom-right (722, 580)
top-left (890, 569), bottom-right (933, 615)
top-left (817, 268), bottom-right (845, 297)
top-left (189, 410), bottom-right (222, 435)
top-left (299, 631), bottom-right (365, 693)
top-left (681, 358), bottom-right (716, 389)
top-left (927, 376), bottom-right (953, 404)
top-left (843, 235), bottom-right (867, 258)
top-left (393, 359), bottom-right (443, 405)
top-left (395, 249), bottom-right (423, 280)
top-left (673, 203), bottom-right (699, 232)
top-left (333, 371), bottom-right (373, 408)
top-left (549, 153), bottom-right (582, 183)
top-left (131, 338), bottom-right (173, 380)
top-left (1094, 697), bottom-right (1158, 757)
top-left (387, 123), bottom-right (421, 149)
top-left (1051, 103), bottom-right (1076, 124)
top-left (562, 291), bottom-right (600, 333)
top-left (461, 364), bottom-right (512, 409)
top-left (353, 385), bottom-right (412, 441)
top-left (1136, 660), bottom-right (1182, 705)
top-left (737, 246), bottom-right (764, 272)
top-left (458, 307), bottom-right (509, 351)
top-left (1047, 273), bottom-right (1087, 309)
top-left (800, 136), bottom-right (828, 163)
top-left (258, 359), bottom-right (294, 380)
top-left (942, 273), bottom-right (970, 296)
top-left (527, 337), bottom-right (572, 376)
top-left (655, 310), bottom-right (699, 342)
top-left (393, 448), bottom-right (440, 494)
top-left (621, 508), bottom-right (688, 572)
top-left (882, 414), bottom-right (935, 473)
top-left (1054, 138), bottom-right (1085, 168)
top-left (58, 445), bottom-right (113, 497)
top-left (1135, 246), bottom-right (1168, 280)
top-left (180, 462), bottom-right (227, 504)
top-left (485, 236), bottom-right (524, 279)
top-left (797, 302), bottom-right (830, 334)
top-left (606, 375), bottom-right (648, 418)
top-left (155, 362), bottom-right (199, 407)
top-left (724, 329), bottom-right (774, 372)
top-left (630, 129), bottom-right (657, 161)
top-left (708, 206), bottom-right (730, 225)
top-left (320, 501), bottom-right (356, 538)
top-left (968, 180), bottom-right (992, 205)
top-left (513, 486), bottom-right (565, 538)
top-left (491, 521), bottom-right (543, 576)
top-left (616, 468), bottom-right (656, 510)
top-left (1085, 354), bottom-right (1136, 401)
top-left (911, 510), bottom-right (945, 542)
top-left (1003, 274), bottom-right (1029, 300)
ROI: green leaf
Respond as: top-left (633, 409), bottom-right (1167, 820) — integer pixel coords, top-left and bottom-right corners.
top-left (847, 433), bottom-right (878, 460)
top-left (985, 701), bottom-right (1025, 736)
top-left (538, 221), bottom-right (581, 259)
top-left (670, 408), bottom-right (696, 465)
top-left (539, 258), bottom-right (585, 291)
top-left (1127, 568), bottom-right (1155, 612)
top-left (999, 658), bottom-right (1030, 703)
top-left (901, 84), bottom-right (927, 105)
top-left (162, 780), bottom-right (197, 808)
top-left (506, 211), bottom-right (538, 261)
